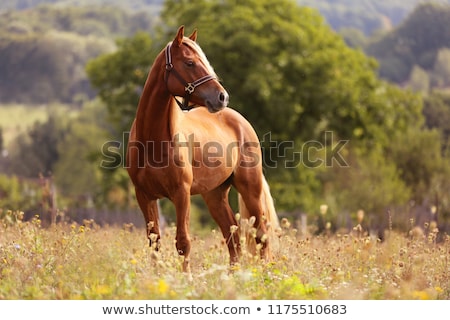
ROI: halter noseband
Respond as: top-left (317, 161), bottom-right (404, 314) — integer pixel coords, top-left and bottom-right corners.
top-left (164, 42), bottom-right (216, 111)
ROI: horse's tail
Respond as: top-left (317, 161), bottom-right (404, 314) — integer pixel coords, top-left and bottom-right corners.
top-left (238, 175), bottom-right (279, 256)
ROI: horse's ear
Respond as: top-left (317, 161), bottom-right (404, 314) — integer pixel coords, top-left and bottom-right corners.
top-left (188, 29), bottom-right (197, 42)
top-left (175, 25), bottom-right (184, 47)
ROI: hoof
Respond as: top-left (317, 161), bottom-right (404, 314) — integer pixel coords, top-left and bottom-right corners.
top-left (149, 238), bottom-right (161, 251)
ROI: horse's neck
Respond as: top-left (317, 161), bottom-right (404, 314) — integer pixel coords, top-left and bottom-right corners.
top-left (135, 59), bottom-right (180, 143)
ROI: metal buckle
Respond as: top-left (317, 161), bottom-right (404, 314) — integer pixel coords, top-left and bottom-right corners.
top-left (185, 83), bottom-right (195, 94)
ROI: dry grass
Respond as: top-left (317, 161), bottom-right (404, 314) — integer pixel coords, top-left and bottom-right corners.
top-left (0, 211), bottom-right (448, 300)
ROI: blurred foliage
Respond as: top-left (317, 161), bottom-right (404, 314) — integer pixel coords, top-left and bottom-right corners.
top-left (53, 100), bottom-right (111, 205)
top-left (7, 112), bottom-right (64, 177)
top-left (0, 174), bottom-right (41, 211)
top-left (0, 0), bottom-right (163, 12)
top-left (298, 0), bottom-right (450, 35)
top-left (0, 5), bottom-right (156, 104)
top-left (328, 144), bottom-right (410, 219)
top-left (2, 101), bottom-right (124, 211)
top-left (366, 3), bottom-right (450, 89)
top-left (423, 92), bottom-right (450, 144)
top-left (86, 32), bottom-right (157, 134)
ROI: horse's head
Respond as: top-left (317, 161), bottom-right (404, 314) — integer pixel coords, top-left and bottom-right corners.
top-left (164, 26), bottom-right (229, 113)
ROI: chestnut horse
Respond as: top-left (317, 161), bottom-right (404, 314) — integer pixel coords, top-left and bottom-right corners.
top-left (126, 26), bottom-right (279, 273)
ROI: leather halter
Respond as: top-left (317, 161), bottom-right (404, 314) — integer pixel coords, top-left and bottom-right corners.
top-left (164, 42), bottom-right (216, 111)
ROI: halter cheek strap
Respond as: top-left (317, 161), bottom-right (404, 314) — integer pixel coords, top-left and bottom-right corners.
top-left (164, 43), bottom-right (216, 111)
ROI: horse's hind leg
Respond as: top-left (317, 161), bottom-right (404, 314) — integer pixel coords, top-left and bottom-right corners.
top-left (232, 169), bottom-right (270, 259)
top-left (135, 188), bottom-right (161, 249)
top-left (201, 183), bottom-right (240, 265)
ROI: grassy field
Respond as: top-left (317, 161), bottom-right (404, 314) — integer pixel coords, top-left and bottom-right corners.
top-left (0, 210), bottom-right (448, 300)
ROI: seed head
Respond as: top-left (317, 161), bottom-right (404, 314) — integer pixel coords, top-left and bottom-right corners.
top-left (261, 234), bottom-right (268, 243)
top-left (281, 218), bottom-right (291, 229)
top-left (230, 225), bottom-right (238, 234)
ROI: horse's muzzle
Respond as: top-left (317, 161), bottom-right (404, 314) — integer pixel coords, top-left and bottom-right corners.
top-left (206, 90), bottom-right (229, 113)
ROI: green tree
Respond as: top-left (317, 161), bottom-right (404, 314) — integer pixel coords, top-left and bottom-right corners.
top-left (9, 113), bottom-right (65, 178)
top-left (329, 144), bottom-right (410, 225)
top-left (0, 174), bottom-right (41, 212)
top-left (387, 128), bottom-right (444, 203)
top-left (408, 65), bottom-right (430, 93)
top-left (432, 48), bottom-right (450, 88)
top-left (53, 100), bottom-right (111, 206)
top-left (423, 92), bottom-right (450, 144)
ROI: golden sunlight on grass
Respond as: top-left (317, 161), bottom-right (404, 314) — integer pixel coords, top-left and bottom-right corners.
top-left (0, 211), bottom-right (448, 299)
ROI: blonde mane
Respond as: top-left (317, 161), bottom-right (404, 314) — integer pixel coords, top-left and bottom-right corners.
top-left (182, 38), bottom-right (217, 77)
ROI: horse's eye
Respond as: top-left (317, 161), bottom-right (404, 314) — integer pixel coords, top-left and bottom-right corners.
top-left (185, 60), bottom-right (195, 67)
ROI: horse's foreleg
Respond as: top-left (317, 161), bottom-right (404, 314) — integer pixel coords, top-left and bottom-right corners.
top-left (201, 185), bottom-right (240, 265)
top-left (135, 189), bottom-right (161, 250)
top-left (172, 191), bottom-right (192, 274)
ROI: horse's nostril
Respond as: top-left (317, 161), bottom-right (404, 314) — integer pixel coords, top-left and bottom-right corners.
top-left (219, 92), bottom-right (229, 104)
